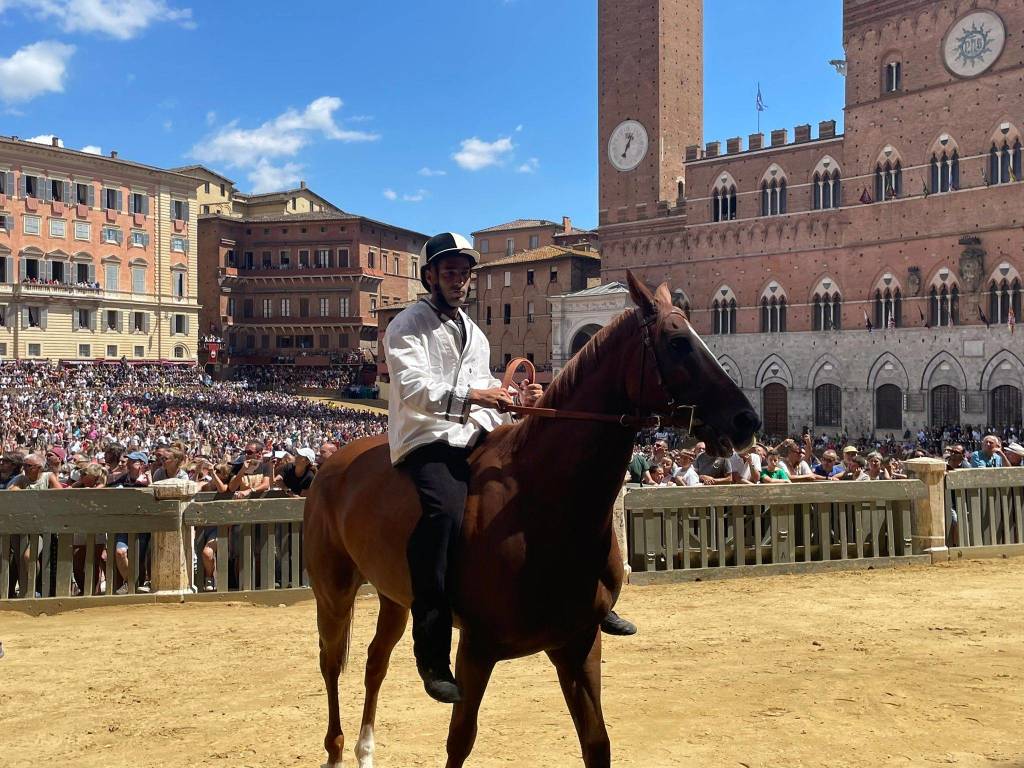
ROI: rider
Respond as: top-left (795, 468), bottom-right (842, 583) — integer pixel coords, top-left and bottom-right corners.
top-left (384, 232), bottom-right (635, 705)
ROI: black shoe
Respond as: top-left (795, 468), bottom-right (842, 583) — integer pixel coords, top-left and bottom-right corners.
top-left (600, 610), bottom-right (637, 636)
top-left (417, 663), bottom-right (462, 704)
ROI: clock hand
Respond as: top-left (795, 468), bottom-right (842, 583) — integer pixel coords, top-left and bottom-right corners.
top-left (621, 135), bottom-right (633, 159)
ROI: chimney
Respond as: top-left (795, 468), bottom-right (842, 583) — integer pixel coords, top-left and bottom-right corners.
top-left (794, 124), bottom-right (811, 143)
top-left (300, 180), bottom-right (307, 189)
top-left (705, 140), bottom-right (720, 158)
top-left (770, 129), bottom-right (788, 147)
top-left (562, 216), bottom-right (571, 233)
top-left (51, 136), bottom-right (61, 147)
top-left (110, 150), bottom-right (118, 159)
top-left (819, 120), bottom-right (837, 140)
top-left (748, 133), bottom-right (764, 151)
top-left (726, 136), bottom-right (743, 154)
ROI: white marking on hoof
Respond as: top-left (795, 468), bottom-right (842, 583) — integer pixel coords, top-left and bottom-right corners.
top-left (355, 724), bottom-right (375, 768)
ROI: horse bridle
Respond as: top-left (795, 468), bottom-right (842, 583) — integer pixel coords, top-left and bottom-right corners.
top-left (499, 307), bottom-right (698, 432)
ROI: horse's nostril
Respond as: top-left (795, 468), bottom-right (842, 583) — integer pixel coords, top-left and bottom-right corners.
top-left (733, 409), bottom-right (761, 435)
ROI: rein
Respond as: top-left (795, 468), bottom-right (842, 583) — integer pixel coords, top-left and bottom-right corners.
top-left (497, 308), bottom-right (697, 432)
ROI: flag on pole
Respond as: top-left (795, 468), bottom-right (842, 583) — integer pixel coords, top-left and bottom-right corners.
top-left (859, 188), bottom-right (873, 204)
top-left (978, 305), bottom-right (990, 328)
top-left (1009, 307), bottom-right (1017, 334)
top-left (756, 83), bottom-right (766, 113)
top-left (863, 308), bottom-right (873, 332)
top-left (919, 304), bottom-right (930, 329)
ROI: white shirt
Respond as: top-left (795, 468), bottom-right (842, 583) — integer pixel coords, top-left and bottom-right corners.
top-left (384, 299), bottom-right (509, 464)
top-left (673, 465), bottom-right (700, 486)
top-left (729, 451), bottom-right (762, 482)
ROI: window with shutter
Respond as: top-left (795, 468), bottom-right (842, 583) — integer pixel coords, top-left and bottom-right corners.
top-left (105, 264), bottom-right (119, 291)
top-left (131, 266), bottom-right (145, 294)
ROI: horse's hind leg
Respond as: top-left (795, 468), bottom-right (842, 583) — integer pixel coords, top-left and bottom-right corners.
top-left (547, 629), bottom-right (610, 768)
top-left (314, 571), bottom-right (361, 767)
top-left (445, 635), bottom-right (496, 768)
top-left (354, 595), bottom-right (409, 768)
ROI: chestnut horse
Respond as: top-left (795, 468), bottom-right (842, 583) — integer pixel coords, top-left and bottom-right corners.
top-left (304, 272), bottom-right (760, 767)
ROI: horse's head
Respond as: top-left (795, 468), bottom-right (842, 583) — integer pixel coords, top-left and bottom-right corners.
top-left (626, 270), bottom-right (760, 457)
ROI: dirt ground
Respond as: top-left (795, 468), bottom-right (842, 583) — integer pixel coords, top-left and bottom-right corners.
top-left (2, 559), bottom-right (1022, 768)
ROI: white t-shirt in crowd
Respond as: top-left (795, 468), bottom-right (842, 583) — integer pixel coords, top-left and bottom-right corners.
top-left (673, 465), bottom-right (700, 486)
top-left (729, 451), bottom-right (762, 482)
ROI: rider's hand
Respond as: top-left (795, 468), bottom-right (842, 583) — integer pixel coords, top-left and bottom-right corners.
top-left (517, 379), bottom-right (544, 407)
top-left (469, 386), bottom-right (514, 411)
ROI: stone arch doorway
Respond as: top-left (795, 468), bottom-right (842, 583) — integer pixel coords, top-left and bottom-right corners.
top-left (762, 383), bottom-right (788, 438)
top-left (991, 385), bottom-right (1022, 430)
top-left (569, 324), bottom-right (603, 357)
top-left (875, 384), bottom-right (903, 431)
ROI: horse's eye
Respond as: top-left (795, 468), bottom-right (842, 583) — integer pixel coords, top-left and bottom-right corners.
top-left (669, 336), bottom-right (692, 357)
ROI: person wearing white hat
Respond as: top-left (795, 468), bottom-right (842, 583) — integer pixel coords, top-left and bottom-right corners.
top-left (274, 447), bottom-right (317, 497)
top-left (1000, 441), bottom-right (1024, 467)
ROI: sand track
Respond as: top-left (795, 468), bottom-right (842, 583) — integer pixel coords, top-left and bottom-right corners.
top-left (2, 559), bottom-right (1022, 767)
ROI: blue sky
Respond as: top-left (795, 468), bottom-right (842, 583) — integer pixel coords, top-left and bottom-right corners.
top-left (1, 0), bottom-right (845, 236)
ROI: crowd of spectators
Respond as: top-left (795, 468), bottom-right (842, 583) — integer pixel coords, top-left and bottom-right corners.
top-left (629, 430), bottom-right (1024, 487)
top-left (233, 365), bottom-right (356, 391)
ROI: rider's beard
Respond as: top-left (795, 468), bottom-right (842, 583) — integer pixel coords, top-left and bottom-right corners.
top-left (432, 283), bottom-right (463, 314)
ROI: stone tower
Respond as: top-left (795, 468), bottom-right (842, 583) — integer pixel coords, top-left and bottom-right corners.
top-left (598, 0), bottom-right (704, 223)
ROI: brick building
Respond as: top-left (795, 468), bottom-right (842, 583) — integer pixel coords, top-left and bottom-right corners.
top-left (192, 169), bottom-right (427, 368)
top-left (563, 0), bottom-right (1024, 438)
top-left (471, 216), bottom-right (597, 261)
top-left (0, 136), bottom-right (200, 362)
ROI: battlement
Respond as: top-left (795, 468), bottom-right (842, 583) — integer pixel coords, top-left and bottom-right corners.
top-left (685, 120), bottom-right (838, 164)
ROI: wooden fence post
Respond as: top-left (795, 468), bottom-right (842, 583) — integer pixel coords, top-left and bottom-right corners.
top-left (149, 491), bottom-right (191, 594)
top-left (903, 458), bottom-right (948, 555)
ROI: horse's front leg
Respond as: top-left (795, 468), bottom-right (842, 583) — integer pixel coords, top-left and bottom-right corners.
top-left (444, 634), bottom-right (495, 768)
top-left (547, 628), bottom-right (610, 768)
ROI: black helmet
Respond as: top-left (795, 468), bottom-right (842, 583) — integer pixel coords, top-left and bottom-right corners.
top-left (419, 232), bottom-right (479, 290)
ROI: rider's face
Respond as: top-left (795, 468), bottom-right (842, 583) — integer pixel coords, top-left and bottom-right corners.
top-left (429, 255), bottom-right (473, 310)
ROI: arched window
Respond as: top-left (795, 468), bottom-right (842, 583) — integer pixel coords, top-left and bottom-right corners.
top-left (930, 150), bottom-right (960, 193)
top-left (883, 61), bottom-right (902, 93)
top-left (713, 289), bottom-right (737, 335)
top-left (988, 278), bottom-right (1022, 323)
top-left (760, 297), bottom-right (786, 333)
top-left (711, 175), bottom-right (738, 223)
top-left (930, 385), bottom-right (960, 427)
top-left (989, 139), bottom-right (1022, 185)
top-left (929, 284), bottom-right (959, 327)
top-left (875, 384), bottom-right (903, 430)
top-left (760, 177), bottom-right (786, 216)
top-left (874, 160), bottom-right (902, 201)
top-left (812, 279), bottom-right (841, 331)
top-left (814, 383), bottom-right (842, 427)
top-left (874, 287), bottom-right (902, 329)
top-left (813, 169), bottom-right (841, 210)
top-left (991, 385), bottom-right (1022, 430)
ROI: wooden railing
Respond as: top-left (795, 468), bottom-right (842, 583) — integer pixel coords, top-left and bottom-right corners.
top-left (945, 467), bottom-right (1024, 550)
top-left (624, 481), bottom-right (929, 582)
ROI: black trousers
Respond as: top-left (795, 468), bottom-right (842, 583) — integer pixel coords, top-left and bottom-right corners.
top-left (400, 441), bottom-right (473, 668)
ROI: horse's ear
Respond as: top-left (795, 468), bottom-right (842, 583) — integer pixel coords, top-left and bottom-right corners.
top-left (626, 270), bottom-right (656, 316)
top-left (654, 282), bottom-right (673, 308)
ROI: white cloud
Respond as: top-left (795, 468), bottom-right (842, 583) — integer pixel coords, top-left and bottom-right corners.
top-left (516, 157), bottom-right (540, 174)
top-left (418, 167), bottom-right (446, 177)
top-left (382, 188), bottom-right (397, 201)
top-left (515, 124), bottom-right (524, 132)
top-left (205, 110), bottom-right (216, 126)
top-left (0, 41), bottom-right (74, 104)
top-left (453, 136), bottom-right (514, 171)
top-left (247, 160), bottom-right (302, 194)
top-left (162, 119), bottom-right (173, 132)
top-left (17, 0), bottom-right (195, 40)
top-left (190, 96), bottom-right (377, 192)
top-left (403, 189), bottom-right (428, 203)
top-left (81, 144), bottom-right (102, 154)
top-left (27, 133), bottom-right (64, 147)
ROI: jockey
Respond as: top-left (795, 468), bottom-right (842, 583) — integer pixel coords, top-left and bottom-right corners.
top-left (384, 231), bottom-right (635, 705)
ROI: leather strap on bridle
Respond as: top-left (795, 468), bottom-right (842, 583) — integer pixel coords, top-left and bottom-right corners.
top-left (495, 320), bottom-right (697, 432)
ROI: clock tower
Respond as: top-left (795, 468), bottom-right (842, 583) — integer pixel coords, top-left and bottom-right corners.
top-left (598, 0), bottom-right (704, 220)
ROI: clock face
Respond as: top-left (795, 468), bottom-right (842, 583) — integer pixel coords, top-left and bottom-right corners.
top-left (608, 120), bottom-right (649, 172)
top-left (943, 10), bottom-right (1005, 78)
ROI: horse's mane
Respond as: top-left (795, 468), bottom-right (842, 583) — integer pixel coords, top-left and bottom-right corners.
top-left (505, 309), bottom-right (633, 451)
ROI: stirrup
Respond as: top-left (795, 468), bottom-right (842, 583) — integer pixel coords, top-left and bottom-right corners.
top-left (600, 610), bottom-right (638, 636)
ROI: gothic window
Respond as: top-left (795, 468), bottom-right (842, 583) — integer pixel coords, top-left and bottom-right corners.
top-left (989, 140), bottom-right (1022, 184)
top-left (929, 284), bottom-right (960, 327)
top-left (812, 169), bottom-right (841, 210)
top-left (874, 160), bottom-right (902, 201)
top-left (874, 287), bottom-right (902, 329)
top-left (760, 179), bottom-right (787, 216)
top-left (930, 150), bottom-right (959, 193)
top-left (883, 61), bottom-right (902, 93)
top-left (812, 280), bottom-right (842, 331)
top-left (712, 177), bottom-right (737, 222)
top-left (712, 290), bottom-right (737, 335)
top-left (760, 297), bottom-right (787, 333)
top-left (988, 278), bottom-right (1022, 323)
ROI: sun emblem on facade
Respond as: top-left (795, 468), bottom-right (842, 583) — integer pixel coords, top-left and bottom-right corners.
top-left (954, 22), bottom-right (994, 68)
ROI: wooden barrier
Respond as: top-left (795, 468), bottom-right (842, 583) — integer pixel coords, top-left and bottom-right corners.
top-left (624, 481), bottom-right (929, 583)
top-left (943, 467), bottom-right (1024, 558)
